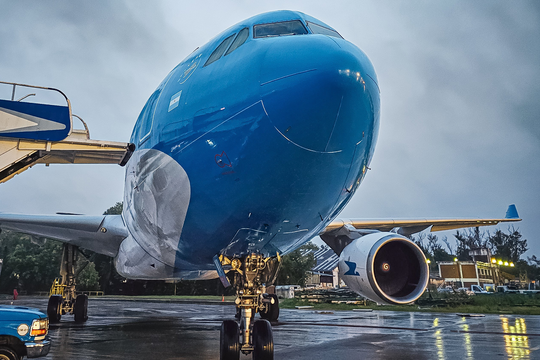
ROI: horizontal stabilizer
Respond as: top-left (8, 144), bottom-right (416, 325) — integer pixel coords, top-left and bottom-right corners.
top-left (0, 213), bottom-right (128, 257)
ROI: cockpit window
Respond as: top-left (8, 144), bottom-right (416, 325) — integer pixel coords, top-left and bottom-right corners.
top-left (204, 34), bottom-right (236, 67)
top-left (306, 21), bottom-right (343, 38)
top-left (225, 28), bottom-right (249, 56)
top-left (253, 20), bottom-right (308, 38)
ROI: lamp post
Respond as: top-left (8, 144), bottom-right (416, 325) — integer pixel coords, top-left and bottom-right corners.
top-left (454, 258), bottom-right (463, 288)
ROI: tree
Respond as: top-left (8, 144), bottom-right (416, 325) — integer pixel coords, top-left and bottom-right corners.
top-left (489, 227), bottom-right (527, 263)
top-left (0, 231), bottom-right (62, 293)
top-left (454, 227), bottom-right (490, 261)
top-left (276, 242), bottom-right (318, 287)
top-left (103, 202), bottom-right (123, 215)
top-left (441, 236), bottom-right (454, 255)
top-left (76, 261), bottom-right (100, 290)
top-left (0, 202), bottom-right (125, 294)
top-left (411, 233), bottom-right (454, 263)
top-left (427, 234), bottom-right (454, 262)
top-left (526, 256), bottom-right (540, 281)
top-left (412, 232), bottom-right (431, 260)
top-left (454, 226), bottom-right (528, 263)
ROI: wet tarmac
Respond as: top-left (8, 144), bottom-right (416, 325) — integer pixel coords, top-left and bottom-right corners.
top-left (2, 297), bottom-right (539, 359)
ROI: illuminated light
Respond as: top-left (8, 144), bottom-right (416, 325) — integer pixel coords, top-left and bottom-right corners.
top-left (381, 262), bottom-right (390, 272)
top-left (498, 260), bottom-right (503, 265)
top-left (30, 319), bottom-right (48, 337)
top-left (504, 261), bottom-right (509, 266)
top-left (491, 258), bottom-right (497, 264)
top-left (454, 258), bottom-right (458, 262)
top-left (427, 259), bottom-right (431, 264)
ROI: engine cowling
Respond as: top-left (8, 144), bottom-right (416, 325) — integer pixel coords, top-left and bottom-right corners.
top-left (338, 232), bottom-right (429, 305)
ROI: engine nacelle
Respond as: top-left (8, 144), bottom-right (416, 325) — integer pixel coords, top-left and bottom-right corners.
top-left (338, 232), bottom-right (429, 305)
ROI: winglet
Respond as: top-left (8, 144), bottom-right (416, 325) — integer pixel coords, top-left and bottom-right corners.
top-left (505, 204), bottom-right (519, 219)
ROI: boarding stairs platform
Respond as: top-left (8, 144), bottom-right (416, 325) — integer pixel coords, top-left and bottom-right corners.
top-left (0, 81), bottom-right (134, 184)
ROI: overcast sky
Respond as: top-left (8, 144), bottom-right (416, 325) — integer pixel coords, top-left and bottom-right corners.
top-left (1, 1), bottom-right (538, 257)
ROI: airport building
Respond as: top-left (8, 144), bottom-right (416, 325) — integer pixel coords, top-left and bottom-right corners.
top-left (305, 246), bottom-right (340, 288)
top-left (437, 248), bottom-right (506, 289)
top-left (438, 260), bottom-right (500, 289)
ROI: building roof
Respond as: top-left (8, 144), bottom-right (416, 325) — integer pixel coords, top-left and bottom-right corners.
top-left (302, 246), bottom-right (339, 272)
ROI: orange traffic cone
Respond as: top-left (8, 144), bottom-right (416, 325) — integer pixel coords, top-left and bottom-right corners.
top-left (222, 295), bottom-right (225, 302)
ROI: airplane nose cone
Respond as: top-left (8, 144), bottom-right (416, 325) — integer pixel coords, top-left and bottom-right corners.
top-left (260, 36), bottom-right (380, 153)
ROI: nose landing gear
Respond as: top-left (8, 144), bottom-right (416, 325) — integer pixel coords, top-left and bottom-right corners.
top-left (218, 253), bottom-right (280, 360)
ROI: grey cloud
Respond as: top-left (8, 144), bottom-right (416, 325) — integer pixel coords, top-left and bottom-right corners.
top-left (0, 1), bottom-right (538, 257)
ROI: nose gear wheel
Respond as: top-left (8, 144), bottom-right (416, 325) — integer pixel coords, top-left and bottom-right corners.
top-left (218, 253), bottom-right (280, 359)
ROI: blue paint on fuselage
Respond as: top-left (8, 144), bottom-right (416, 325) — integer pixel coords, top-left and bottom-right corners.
top-left (128, 11), bottom-right (380, 271)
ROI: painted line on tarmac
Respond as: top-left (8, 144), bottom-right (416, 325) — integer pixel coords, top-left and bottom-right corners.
top-left (451, 330), bottom-right (540, 337)
top-left (277, 321), bottom-right (429, 332)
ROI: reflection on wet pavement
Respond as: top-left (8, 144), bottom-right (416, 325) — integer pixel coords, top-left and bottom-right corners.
top-left (502, 317), bottom-right (530, 359)
top-left (2, 297), bottom-right (539, 359)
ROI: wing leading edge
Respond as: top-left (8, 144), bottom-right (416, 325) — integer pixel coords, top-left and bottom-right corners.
top-left (0, 213), bottom-right (128, 257)
top-left (320, 204), bottom-right (521, 255)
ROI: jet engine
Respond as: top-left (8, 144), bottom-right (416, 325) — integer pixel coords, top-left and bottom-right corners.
top-left (338, 232), bottom-right (429, 305)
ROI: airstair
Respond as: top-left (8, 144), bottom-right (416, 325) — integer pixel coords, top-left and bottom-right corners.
top-left (0, 81), bottom-right (134, 184)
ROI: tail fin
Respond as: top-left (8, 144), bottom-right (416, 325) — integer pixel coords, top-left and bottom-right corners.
top-left (505, 204), bottom-right (519, 219)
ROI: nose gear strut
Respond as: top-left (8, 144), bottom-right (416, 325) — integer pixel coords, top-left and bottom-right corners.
top-left (217, 253), bottom-right (281, 360)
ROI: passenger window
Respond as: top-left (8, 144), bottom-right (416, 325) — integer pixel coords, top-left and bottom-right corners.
top-left (254, 20), bottom-right (308, 38)
top-left (306, 21), bottom-right (343, 38)
top-left (204, 34), bottom-right (236, 67)
top-left (225, 28), bottom-right (249, 56)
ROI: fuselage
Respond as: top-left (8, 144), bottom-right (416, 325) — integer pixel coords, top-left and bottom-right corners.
top-left (115, 10), bottom-right (381, 280)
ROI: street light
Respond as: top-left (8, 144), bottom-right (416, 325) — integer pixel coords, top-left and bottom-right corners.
top-left (493, 260), bottom-right (514, 267)
top-left (453, 258), bottom-right (463, 288)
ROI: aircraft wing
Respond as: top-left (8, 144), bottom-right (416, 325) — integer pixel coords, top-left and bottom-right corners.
top-left (0, 213), bottom-right (128, 257)
top-left (320, 204), bottom-right (521, 255)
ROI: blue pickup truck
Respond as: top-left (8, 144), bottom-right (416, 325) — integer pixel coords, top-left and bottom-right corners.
top-left (0, 306), bottom-right (50, 360)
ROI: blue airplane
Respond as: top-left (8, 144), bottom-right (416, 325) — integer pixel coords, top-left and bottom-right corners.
top-left (0, 10), bottom-right (521, 360)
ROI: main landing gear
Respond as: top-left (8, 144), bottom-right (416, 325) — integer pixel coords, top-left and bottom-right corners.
top-left (47, 243), bottom-right (88, 323)
top-left (218, 253), bottom-right (281, 360)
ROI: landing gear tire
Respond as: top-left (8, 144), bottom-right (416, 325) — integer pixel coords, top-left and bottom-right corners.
top-left (47, 295), bottom-right (63, 323)
top-left (0, 346), bottom-right (20, 360)
top-left (259, 294), bottom-right (279, 322)
top-left (252, 319), bottom-right (273, 360)
top-left (74, 294), bottom-right (88, 323)
top-left (220, 320), bottom-right (240, 360)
